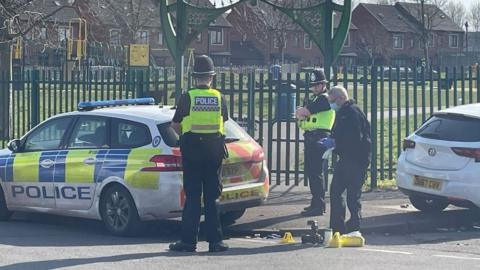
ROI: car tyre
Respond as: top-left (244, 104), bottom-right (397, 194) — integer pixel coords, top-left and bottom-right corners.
top-left (409, 195), bottom-right (449, 213)
top-left (100, 185), bottom-right (141, 236)
top-left (0, 188), bottom-right (12, 221)
top-left (221, 209), bottom-right (246, 225)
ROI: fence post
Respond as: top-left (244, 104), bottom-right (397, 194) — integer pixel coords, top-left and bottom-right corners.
top-left (370, 66), bottom-right (378, 190)
top-left (247, 72), bottom-right (255, 136)
top-left (31, 69), bottom-right (40, 129)
top-left (136, 69), bottom-right (144, 98)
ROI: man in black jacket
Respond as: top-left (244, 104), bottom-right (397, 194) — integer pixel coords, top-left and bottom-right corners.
top-left (322, 86), bottom-right (371, 234)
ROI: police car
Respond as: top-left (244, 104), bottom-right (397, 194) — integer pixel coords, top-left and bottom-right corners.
top-left (0, 98), bottom-right (269, 236)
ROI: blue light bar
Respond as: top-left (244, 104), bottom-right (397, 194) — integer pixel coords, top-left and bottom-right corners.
top-left (78, 98), bottom-right (155, 111)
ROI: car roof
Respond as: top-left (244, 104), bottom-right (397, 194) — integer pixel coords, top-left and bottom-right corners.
top-left (58, 105), bottom-right (176, 123)
top-left (436, 103), bottom-right (480, 119)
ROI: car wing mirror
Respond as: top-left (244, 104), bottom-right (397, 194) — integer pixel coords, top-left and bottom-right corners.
top-left (7, 139), bottom-right (21, 153)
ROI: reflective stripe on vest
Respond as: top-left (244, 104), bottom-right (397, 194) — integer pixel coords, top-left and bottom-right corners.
top-left (181, 88), bottom-right (224, 134)
top-left (299, 94), bottom-right (336, 131)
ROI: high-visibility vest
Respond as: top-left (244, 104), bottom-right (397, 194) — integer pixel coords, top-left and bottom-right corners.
top-left (181, 88), bottom-right (224, 135)
top-left (299, 94), bottom-right (336, 131)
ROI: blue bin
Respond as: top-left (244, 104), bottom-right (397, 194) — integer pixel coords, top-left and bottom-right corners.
top-left (276, 83), bottom-right (297, 121)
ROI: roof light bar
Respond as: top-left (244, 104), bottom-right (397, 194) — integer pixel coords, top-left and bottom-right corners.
top-left (77, 98), bottom-right (155, 111)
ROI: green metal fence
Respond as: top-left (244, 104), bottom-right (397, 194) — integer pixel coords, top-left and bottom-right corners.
top-left (1, 65), bottom-right (479, 188)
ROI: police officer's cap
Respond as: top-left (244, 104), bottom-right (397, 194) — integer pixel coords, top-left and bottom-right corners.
top-left (193, 55), bottom-right (216, 77)
top-left (309, 69), bottom-right (328, 85)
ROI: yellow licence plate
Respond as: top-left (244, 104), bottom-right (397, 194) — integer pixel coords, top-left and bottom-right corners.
top-left (413, 176), bottom-right (442, 191)
top-left (221, 165), bottom-right (242, 177)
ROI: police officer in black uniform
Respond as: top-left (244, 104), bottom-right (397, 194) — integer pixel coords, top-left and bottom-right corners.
top-left (325, 86), bottom-right (371, 234)
top-left (295, 69), bottom-right (336, 216)
top-left (169, 55), bottom-right (229, 252)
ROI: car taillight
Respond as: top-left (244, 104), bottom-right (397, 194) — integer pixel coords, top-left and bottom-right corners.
top-left (451, 147), bottom-right (480, 162)
top-left (402, 139), bottom-right (416, 151)
top-left (142, 155), bottom-right (183, 171)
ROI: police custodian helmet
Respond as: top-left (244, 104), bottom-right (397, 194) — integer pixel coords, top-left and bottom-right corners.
top-left (193, 55), bottom-right (216, 77)
top-left (309, 69), bottom-right (328, 85)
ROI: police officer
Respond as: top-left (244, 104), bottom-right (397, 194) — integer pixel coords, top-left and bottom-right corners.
top-left (169, 55), bottom-right (229, 253)
top-left (323, 86), bottom-right (371, 234)
top-left (295, 69), bottom-right (335, 216)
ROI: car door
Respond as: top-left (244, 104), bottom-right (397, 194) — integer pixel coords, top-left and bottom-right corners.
top-left (55, 116), bottom-right (109, 210)
top-left (4, 116), bottom-right (73, 208)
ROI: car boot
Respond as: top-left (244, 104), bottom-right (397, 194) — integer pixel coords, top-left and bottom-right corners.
top-left (169, 241), bottom-right (196, 252)
top-left (209, 241), bottom-right (229, 252)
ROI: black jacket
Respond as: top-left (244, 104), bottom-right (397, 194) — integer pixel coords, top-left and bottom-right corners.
top-left (332, 100), bottom-right (371, 167)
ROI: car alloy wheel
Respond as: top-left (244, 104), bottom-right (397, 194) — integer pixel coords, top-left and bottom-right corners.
top-left (100, 185), bottom-right (140, 236)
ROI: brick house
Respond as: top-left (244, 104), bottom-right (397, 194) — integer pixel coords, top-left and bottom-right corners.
top-left (352, 2), bottom-right (464, 67)
top-left (18, 1), bottom-right (86, 67)
top-left (96, 3), bottom-right (233, 67)
top-left (226, 2), bottom-right (359, 68)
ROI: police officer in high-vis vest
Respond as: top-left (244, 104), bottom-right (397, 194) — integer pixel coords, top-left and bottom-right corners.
top-left (169, 55), bottom-right (229, 253)
top-left (295, 69), bottom-right (335, 217)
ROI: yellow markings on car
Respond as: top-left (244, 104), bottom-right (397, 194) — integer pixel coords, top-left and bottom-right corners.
top-left (124, 148), bottom-right (162, 189)
top-left (13, 152), bottom-right (41, 182)
top-left (65, 150), bottom-right (96, 183)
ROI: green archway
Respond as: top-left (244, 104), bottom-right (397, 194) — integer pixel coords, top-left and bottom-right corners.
top-left (159, 0), bottom-right (352, 98)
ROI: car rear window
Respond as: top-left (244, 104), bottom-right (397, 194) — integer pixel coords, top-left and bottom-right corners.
top-left (416, 114), bottom-right (480, 142)
top-left (157, 120), bottom-right (250, 147)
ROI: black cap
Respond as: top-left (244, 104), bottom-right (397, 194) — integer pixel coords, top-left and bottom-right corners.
top-left (193, 55), bottom-right (216, 77)
top-left (309, 69), bottom-right (328, 85)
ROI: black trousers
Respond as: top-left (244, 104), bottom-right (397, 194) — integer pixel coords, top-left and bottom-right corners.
top-left (304, 132), bottom-right (327, 210)
top-left (180, 157), bottom-right (223, 245)
top-left (329, 157), bottom-right (368, 234)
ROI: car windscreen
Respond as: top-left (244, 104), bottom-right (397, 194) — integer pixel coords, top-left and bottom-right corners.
top-left (415, 114), bottom-right (480, 142)
top-left (157, 120), bottom-right (250, 147)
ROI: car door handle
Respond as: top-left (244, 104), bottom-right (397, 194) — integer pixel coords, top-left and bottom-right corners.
top-left (83, 157), bottom-right (96, 165)
top-left (40, 159), bottom-right (55, 168)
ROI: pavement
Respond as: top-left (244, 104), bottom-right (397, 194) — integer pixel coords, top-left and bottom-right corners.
top-left (225, 184), bottom-right (480, 237)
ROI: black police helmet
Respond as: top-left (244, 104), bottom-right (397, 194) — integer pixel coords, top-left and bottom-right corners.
top-left (309, 69), bottom-right (328, 85)
top-left (193, 55), bottom-right (216, 77)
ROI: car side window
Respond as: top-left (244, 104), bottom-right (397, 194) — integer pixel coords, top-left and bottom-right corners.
top-left (68, 117), bottom-right (109, 149)
top-left (112, 119), bottom-right (151, 149)
top-left (23, 117), bottom-right (72, 152)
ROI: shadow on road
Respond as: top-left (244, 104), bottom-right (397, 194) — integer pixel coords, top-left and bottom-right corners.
top-left (0, 244), bottom-right (310, 269)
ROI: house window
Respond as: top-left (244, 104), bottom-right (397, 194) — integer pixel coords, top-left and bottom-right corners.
top-left (273, 35), bottom-right (286, 49)
top-left (58, 27), bottom-right (71, 42)
top-left (293, 35), bottom-right (300, 47)
top-left (393, 35), bottom-right (403, 49)
top-left (158, 32), bottom-right (163, 46)
top-left (136, 30), bottom-right (149, 44)
top-left (344, 33), bottom-right (351, 47)
top-left (210, 29), bottom-right (223, 45)
top-left (304, 34), bottom-right (312, 49)
top-left (427, 34), bottom-right (434, 47)
top-left (39, 27), bottom-right (47, 40)
top-left (449, 34), bottom-right (458, 48)
top-left (410, 39), bottom-right (415, 48)
top-left (110, 29), bottom-right (121, 45)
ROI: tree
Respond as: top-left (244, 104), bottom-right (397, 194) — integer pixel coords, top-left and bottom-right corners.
top-left (0, 0), bottom-right (77, 73)
top-left (86, 0), bottom-right (159, 44)
top-left (396, 0), bottom-right (449, 67)
top-left (445, 0), bottom-right (465, 28)
top-left (251, 2), bottom-right (295, 65)
top-left (468, 0), bottom-right (480, 31)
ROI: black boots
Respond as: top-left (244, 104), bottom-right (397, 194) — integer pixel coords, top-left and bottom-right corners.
top-left (169, 241), bottom-right (196, 252)
top-left (208, 241), bottom-right (229, 252)
top-left (169, 241), bottom-right (229, 252)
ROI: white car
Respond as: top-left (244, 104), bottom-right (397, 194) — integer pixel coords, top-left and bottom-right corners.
top-left (0, 98), bottom-right (269, 235)
top-left (397, 103), bottom-right (480, 212)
